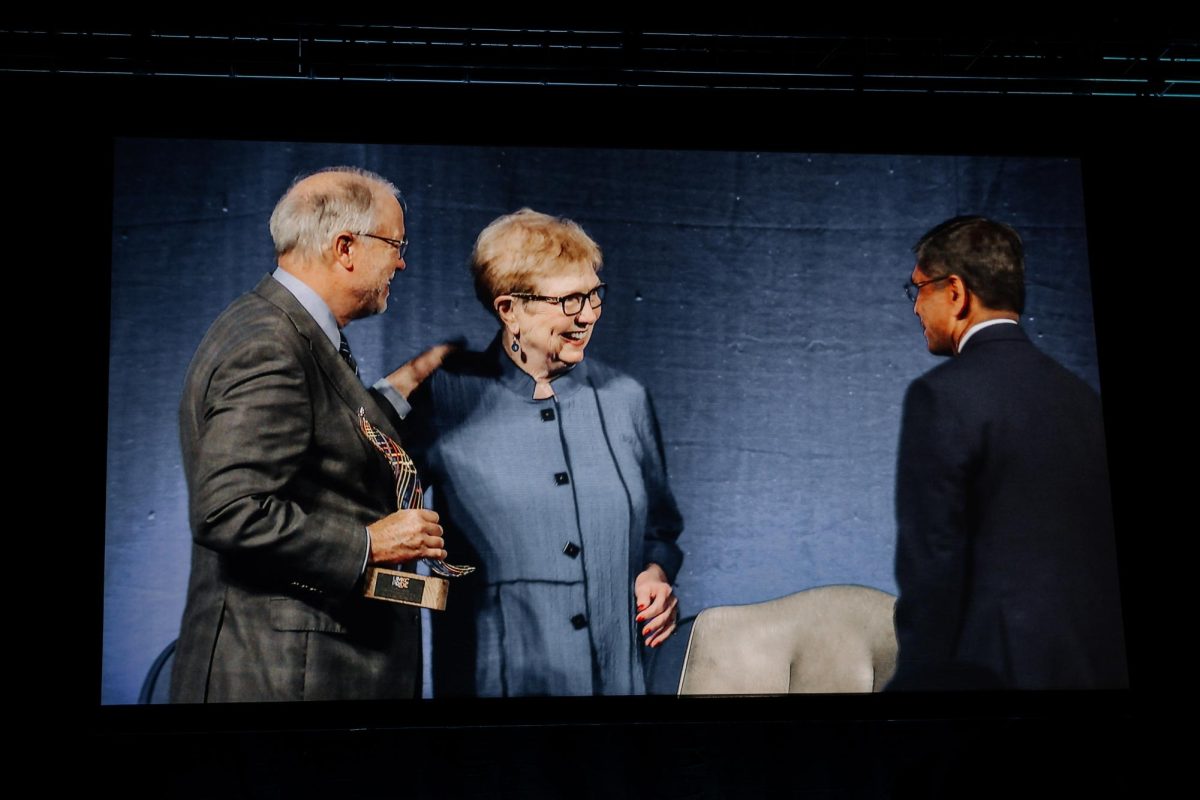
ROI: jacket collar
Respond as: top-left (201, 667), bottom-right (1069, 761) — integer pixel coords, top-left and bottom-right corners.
top-left (252, 274), bottom-right (403, 442)
top-left (958, 320), bottom-right (1029, 354)
top-left (490, 332), bottom-right (590, 402)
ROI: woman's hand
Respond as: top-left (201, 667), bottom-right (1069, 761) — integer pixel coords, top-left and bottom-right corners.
top-left (635, 563), bottom-right (679, 648)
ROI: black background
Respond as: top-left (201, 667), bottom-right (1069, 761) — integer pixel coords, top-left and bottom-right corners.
top-left (10, 18), bottom-right (1180, 793)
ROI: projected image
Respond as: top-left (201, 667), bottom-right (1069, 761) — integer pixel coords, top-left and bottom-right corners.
top-left (104, 139), bottom-right (1123, 704)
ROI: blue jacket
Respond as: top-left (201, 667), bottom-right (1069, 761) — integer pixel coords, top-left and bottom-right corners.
top-left (407, 338), bottom-right (684, 696)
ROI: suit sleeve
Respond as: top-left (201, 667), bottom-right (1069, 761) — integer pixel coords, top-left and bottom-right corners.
top-left (891, 377), bottom-right (974, 685)
top-left (637, 389), bottom-right (684, 583)
top-left (186, 331), bottom-right (369, 594)
top-left (368, 379), bottom-right (411, 430)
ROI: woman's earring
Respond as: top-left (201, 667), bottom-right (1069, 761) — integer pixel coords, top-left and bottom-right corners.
top-left (512, 333), bottom-right (527, 363)
top-left (511, 338), bottom-right (520, 353)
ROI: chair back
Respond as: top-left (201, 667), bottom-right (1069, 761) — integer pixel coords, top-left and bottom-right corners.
top-left (677, 585), bottom-right (897, 694)
top-left (138, 639), bottom-right (177, 704)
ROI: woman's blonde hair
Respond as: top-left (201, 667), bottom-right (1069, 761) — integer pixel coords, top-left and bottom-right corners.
top-left (471, 208), bottom-right (602, 316)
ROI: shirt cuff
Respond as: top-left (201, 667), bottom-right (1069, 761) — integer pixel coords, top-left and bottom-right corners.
top-left (372, 377), bottom-right (412, 419)
top-left (361, 526), bottom-right (371, 577)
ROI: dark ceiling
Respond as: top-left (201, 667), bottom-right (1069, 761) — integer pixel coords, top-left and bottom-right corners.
top-left (3, 20), bottom-right (1196, 99)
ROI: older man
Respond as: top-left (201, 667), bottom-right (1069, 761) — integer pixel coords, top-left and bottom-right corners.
top-left (888, 216), bottom-right (1127, 690)
top-left (171, 167), bottom-right (449, 702)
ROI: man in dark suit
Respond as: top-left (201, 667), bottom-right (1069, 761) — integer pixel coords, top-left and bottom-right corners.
top-left (888, 216), bottom-right (1127, 690)
top-left (171, 167), bottom-right (450, 702)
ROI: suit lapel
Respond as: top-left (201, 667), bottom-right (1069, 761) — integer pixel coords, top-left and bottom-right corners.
top-left (252, 274), bottom-right (405, 444)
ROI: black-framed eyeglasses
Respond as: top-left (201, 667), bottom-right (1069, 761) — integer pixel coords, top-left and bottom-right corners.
top-left (510, 284), bottom-right (607, 316)
top-left (357, 232), bottom-right (409, 260)
top-left (904, 275), bottom-right (950, 303)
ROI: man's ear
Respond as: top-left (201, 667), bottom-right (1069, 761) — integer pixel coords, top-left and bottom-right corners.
top-left (333, 230), bottom-right (356, 270)
top-left (947, 274), bottom-right (970, 318)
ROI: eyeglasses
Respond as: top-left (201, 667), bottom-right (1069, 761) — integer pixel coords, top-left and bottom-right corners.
top-left (510, 284), bottom-right (607, 316)
top-left (357, 232), bottom-right (409, 260)
top-left (904, 275), bottom-right (951, 303)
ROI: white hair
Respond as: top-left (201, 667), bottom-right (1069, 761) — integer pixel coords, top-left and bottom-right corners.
top-left (268, 166), bottom-right (403, 258)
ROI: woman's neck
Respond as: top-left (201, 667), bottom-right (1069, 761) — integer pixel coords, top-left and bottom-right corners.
top-left (502, 329), bottom-right (557, 399)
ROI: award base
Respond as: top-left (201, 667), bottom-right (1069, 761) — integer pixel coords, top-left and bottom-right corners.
top-left (362, 567), bottom-right (448, 610)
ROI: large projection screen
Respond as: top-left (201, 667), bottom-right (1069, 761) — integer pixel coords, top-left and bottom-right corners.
top-left (103, 138), bottom-right (1104, 705)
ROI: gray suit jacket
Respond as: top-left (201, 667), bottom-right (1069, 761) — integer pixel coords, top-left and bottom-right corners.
top-left (170, 275), bottom-right (420, 702)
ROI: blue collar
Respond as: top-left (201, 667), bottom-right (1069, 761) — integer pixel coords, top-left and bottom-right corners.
top-left (272, 267), bottom-right (341, 351)
top-left (491, 333), bottom-right (590, 402)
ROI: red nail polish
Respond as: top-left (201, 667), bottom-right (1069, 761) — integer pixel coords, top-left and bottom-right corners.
top-left (637, 604), bottom-right (646, 611)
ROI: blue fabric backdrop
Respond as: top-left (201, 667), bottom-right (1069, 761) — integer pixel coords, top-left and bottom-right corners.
top-left (103, 139), bottom-right (1100, 704)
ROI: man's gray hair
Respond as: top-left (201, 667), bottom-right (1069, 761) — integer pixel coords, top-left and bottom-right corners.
top-left (269, 166), bottom-right (404, 258)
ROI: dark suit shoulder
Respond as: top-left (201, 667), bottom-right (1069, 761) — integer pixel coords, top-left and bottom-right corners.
top-left (919, 326), bottom-right (1097, 402)
top-left (195, 290), bottom-right (309, 360)
top-left (182, 290), bottom-right (317, 410)
top-left (217, 287), bottom-right (306, 335)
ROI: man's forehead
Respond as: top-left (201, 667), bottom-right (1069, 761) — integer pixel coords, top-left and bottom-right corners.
top-left (379, 194), bottom-right (406, 232)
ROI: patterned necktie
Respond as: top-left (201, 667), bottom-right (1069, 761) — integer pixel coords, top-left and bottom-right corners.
top-left (339, 332), bottom-right (358, 376)
top-left (357, 407), bottom-right (475, 578)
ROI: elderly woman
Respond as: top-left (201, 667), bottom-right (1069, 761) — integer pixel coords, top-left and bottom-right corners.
top-left (408, 208), bottom-right (684, 697)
